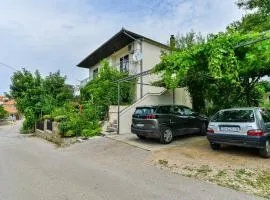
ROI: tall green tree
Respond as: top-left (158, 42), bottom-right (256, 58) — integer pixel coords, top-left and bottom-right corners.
top-left (155, 31), bottom-right (270, 114)
top-left (10, 68), bottom-right (73, 131)
top-left (229, 0), bottom-right (270, 32)
top-left (174, 30), bottom-right (205, 50)
top-left (173, 31), bottom-right (207, 111)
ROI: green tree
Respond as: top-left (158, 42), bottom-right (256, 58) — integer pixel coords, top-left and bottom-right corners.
top-left (171, 31), bottom-right (206, 111)
top-left (228, 0), bottom-right (270, 33)
top-left (0, 105), bottom-right (8, 120)
top-left (155, 31), bottom-right (270, 114)
top-left (80, 60), bottom-right (134, 106)
top-left (10, 68), bottom-right (73, 131)
top-left (41, 71), bottom-right (74, 114)
top-left (236, 0), bottom-right (270, 13)
top-left (174, 30), bottom-right (205, 50)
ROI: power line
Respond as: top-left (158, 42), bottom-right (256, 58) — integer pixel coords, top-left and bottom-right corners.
top-left (0, 62), bottom-right (19, 72)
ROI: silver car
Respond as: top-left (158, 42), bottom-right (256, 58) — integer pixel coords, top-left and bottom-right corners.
top-left (207, 107), bottom-right (270, 158)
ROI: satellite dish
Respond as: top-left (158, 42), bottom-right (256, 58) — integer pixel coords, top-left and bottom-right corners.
top-left (132, 52), bottom-right (143, 62)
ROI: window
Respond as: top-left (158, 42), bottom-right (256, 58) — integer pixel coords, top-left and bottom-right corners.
top-left (171, 106), bottom-right (185, 115)
top-left (182, 107), bottom-right (193, 116)
top-left (211, 110), bottom-right (255, 122)
top-left (120, 55), bottom-right (129, 72)
top-left (156, 106), bottom-right (171, 114)
top-left (135, 107), bottom-right (155, 115)
top-left (260, 109), bottom-right (270, 123)
top-left (93, 68), bottom-right (98, 79)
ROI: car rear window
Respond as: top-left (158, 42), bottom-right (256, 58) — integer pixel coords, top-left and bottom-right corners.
top-left (211, 110), bottom-right (255, 122)
top-left (134, 107), bottom-right (155, 115)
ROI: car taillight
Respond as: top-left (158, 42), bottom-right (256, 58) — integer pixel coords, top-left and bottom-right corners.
top-left (145, 114), bottom-right (158, 119)
top-left (207, 128), bottom-right (215, 134)
top-left (247, 129), bottom-right (264, 136)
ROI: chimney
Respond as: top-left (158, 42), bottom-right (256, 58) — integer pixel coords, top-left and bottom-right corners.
top-left (170, 35), bottom-right (176, 51)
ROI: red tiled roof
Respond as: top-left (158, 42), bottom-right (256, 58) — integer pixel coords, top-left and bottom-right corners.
top-left (4, 106), bottom-right (17, 114)
top-left (2, 99), bottom-right (18, 114)
top-left (4, 100), bottom-right (16, 105)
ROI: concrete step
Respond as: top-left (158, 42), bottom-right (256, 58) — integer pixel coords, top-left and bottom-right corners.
top-left (112, 123), bottom-right (118, 129)
top-left (106, 126), bottom-right (117, 132)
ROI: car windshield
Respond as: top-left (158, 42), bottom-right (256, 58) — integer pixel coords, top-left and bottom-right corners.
top-left (211, 109), bottom-right (255, 122)
top-left (134, 107), bottom-right (155, 115)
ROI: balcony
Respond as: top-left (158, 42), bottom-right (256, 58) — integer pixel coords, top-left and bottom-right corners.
top-left (79, 77), bottom-right (91, 88)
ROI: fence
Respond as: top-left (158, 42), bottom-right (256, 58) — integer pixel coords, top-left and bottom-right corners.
top-left (36, 120), bottom-right (44, 131)
top-left (47, 119), bottom-right (53, 131)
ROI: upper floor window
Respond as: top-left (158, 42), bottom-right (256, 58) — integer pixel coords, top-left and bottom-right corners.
top-left (93, 68), bottom-right (99, 79)
top-left (120, 55), bottom-right (129, 72)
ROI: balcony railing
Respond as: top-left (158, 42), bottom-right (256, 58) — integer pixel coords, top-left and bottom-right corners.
top-left (80, 77), bottom-right (91, 88)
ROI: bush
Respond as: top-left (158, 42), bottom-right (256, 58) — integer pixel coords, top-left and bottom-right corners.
top-left (81, 128), bottom-right (101, 137)
top-left (42, 115), bottom-right (51, 120)
top-left (22, 108), bottom-right (35, 132)
top-left (54, 115), bottom-right (67, 122)
top-left (64, 130), bottom-right (76, 137)
top-left (80, 60), bottom-right (134, 106)
top-left (0, 105), bottom-right (8, 120)
top-left (56, 102), bottom-right (102, 137)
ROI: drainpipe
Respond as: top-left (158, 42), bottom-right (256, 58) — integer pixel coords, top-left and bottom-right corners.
top-left (117, 82), bottom-right (120, 135)
top-left (170, 35), bottom-right (176, 105)
top-left (140, 39), bottom-right (143, 99)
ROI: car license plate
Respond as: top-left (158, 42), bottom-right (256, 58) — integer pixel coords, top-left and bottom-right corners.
top-left (136, 124), bottom-right (144, 127)
top-left (220, 126), bottom-right (240, 132)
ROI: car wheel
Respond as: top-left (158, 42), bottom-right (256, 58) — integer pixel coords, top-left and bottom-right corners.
top-left (199, 122), bottom-right (207, 136)
top-left (259, 140), bottom-right (270, 158)
top-left (160, 127), bottom-right (173, 144)
top-left (136, 134), bottom-right (146, 139)
top-left (210, 143), bottom-right (221, 150)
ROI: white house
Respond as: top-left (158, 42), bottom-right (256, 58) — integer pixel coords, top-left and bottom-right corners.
top-left (77, 28), bottom-right (192, 134)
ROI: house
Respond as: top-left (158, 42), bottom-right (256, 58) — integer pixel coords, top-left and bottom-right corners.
top-left (0, 96), bottom-right (8, 104)
top-left (0, 97), bottom-right (20, 120)
top-left (77, 28), bottom-right (192, 134)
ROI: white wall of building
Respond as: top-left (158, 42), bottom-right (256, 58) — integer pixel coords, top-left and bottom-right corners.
top-left (119, 88), bottom-right (192, 134)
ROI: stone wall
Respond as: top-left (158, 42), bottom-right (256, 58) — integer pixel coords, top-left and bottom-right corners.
top-left (35, 120), bottom-right (77, 147)
top-left (35, 120), bottom-right (62, 145)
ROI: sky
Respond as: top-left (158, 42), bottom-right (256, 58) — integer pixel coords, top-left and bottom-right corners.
top-left (0, 0), bottom-right (245, 95)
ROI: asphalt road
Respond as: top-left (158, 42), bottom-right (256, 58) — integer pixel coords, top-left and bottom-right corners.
top-left (0, 122), bottom-right (263, 200)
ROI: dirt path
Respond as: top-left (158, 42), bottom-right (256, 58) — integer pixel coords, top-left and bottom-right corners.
top-left (152, 137), bottom-right (270, 198)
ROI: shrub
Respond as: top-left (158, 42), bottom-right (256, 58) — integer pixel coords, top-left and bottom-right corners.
top-left (42, 115), bottom-right (51, 120)
top-left (54, 115), bottom-right (67, 122)
top-left (80, 60), bottom-right (134, 106)
top-left (81, 128), bottom-right (101, 137)
top-left (0, 105), bottom-right (8, 120)
top-left (64, 130), bottom-right (75, 137)
top-left (22, 108), bottom-right (35, 132)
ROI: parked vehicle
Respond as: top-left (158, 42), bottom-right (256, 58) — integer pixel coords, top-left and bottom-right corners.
top-left (131, 105), bottom-right (208, 144)
top-left (207, 107), bottom-right (270, 158)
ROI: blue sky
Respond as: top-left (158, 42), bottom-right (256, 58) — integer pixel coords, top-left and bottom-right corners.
top-left (0, 0), bottom-right (245, 95)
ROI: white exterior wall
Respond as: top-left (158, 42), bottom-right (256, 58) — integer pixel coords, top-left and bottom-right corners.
top-left (119, 88), bottom-right (192, 134)
top-left (134, 41), bottom-right (167, 100)
top-left (88, 40), bottom-right (166, 100)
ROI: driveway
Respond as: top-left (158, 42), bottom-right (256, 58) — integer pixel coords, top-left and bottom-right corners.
top-left (0, 122), bottom-right (262, 200)
top-left (107, 133), bottom-right (205, 151)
